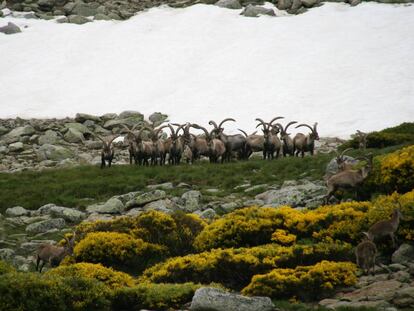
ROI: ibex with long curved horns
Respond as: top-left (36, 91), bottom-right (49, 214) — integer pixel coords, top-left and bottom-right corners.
top-left (191, 124), bottom-right (226, 163)
top-left (274, 121), bottom-right (297, 157)
top-left (238, 129), bottom-right (261, 159)
top-left (167, 123), bottom-right (186, 165)
top-left (122, 124), bottom-right (140, 165)
top-left (255, 117), bottom-right (283, 160)
top-left (92, 133), bottom-right (120, 168)
top-left (149, 125), bottom-right (169, 166)
top-left (293, 122), bottom-right (319, 157)
top-left (183, 123), bottom-right (209, 161)
top-left (123, 126), bottom-right (154, 166)
top-left (209, 118), bottom-right (246, 162)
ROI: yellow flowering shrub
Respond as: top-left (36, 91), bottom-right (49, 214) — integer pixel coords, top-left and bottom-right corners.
top-left (242, 261), bottom-right (357, 300)
top-left (373, 145), bottom-right (414, 193)
top-left (73, 232), bottom-right (167, 272)
top-left (76, 211), bottom-right (205, 256)
top-left (140, 242), bottom-right (352, 290)
top-left (111, 282), bottom-right (202, 310)
top-left (47, 263), bottom-right (135, 289)
top-left (271, 229), bottom-right (296, 245)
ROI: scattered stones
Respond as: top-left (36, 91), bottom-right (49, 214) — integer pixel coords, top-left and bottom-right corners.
top-left (5, 206), bottom-right (30, 217)
top-left (48, 205), bottom-right (86, 222)
top-left (241, 5), bottom-right (275, 17)
top-left (126, 190), bottom-right (167, 208)
top-left (181, 190), bottom-right (202, 212)
top-left (26, 218), bottom-right (66, 234)
top-left (2, 125), bottom-right (35, 141)
top-left (37, 144), bottom-right (75, 161)
top-left (216, 0), bottom-right (242, 9)
top-left (87, 198), bottom-right (125, 214)
top-left (0, 22), bottom-right (21, 35)
top-left (190, 287), bottom-right (274, 311)
top-left (0, 248), bottom-right (15, 260)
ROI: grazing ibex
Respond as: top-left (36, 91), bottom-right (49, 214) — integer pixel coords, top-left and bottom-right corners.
top-left (93, 134), bottom-right (120, 168)
top-left (293, 122), bottom-right (319, 157)
top-left (191, 124), bottom-right (226, 163)
top-left (364, 208), bottom-right (404, 248)
top-left (209, 118), bottom-right (246, 162)
top-left (256, 117), bottom-right (283, 160)
top-left (325, 154), bottom-right (373, 203)
top-left (36, 233), bottom-right (76, 273)
top-left (355, 237), bottom-right (377, 275)
top-left (274, 121), bottom-right (297, 157)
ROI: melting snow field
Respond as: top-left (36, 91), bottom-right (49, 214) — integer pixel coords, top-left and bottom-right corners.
top-left (0, 3), bottom-right (413, 137)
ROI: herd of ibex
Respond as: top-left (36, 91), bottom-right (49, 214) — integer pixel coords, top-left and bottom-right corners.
top-left (95, 117), bottom-right (321, 168)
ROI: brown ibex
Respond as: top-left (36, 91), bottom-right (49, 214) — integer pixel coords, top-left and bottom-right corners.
top-left (293, 122), bottom-right (319, 157)
top-left (149, 125), bottom-right (169, 166)
top-left (256, 117), bottom-right (283, 160)
top-left (167, 123), bottom-right (186, 165)
top-left (36, 233), bottom-right (76, 273)
top-left (122, 124), bottom-right (140, 165)
top-left (183, 123), bottom-right (209, 161)
top-left (274, 121), bottom-right (298, 157)
top-left (191, 124), bottom-right (226, 163)
top-left (238, 129), bottom-right (261, 159)
top-left (325, 154), bottom-right (373, 203)
top-left (93, 134), bottom-right (121, 168)
top-left (123, 126), bottom-right (154, 166)
top-left (364, 208), bottom-right (404, 248)
top-left (355, 237), bottom-right (377, 275)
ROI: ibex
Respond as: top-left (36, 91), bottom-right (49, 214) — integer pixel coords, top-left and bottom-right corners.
top-left (238, 129), bottom-right (261, 159)
top-left (274, 121), bottom-right (297, 157)
top-left (122, 124), bottom-right (140, 165)
top-left (182, 145), bottom-right (193, 164)
top-left (93, 134), bottom-right (121, 168)
top-left (325, 154), bottom-right (373, 203)
top-left (183, 123), bottom-right (209, 161)
top-left (36, 233), bottom-right (76, 273)
top-left (191, 124), bottom-right (226, 163)
top-left (123, 126), bottom-right (154, 166)
top-left (364, 208), bottom-right (404, 248)
top-left (293, 122), bottom-right (319, 157)
top-left (209, 118), bottom-right (246, 162)
top-left (168, 123), bottom-right (186, 165)
top-left (256, 117), bottom-right (283, 160)
top-left (355, 236), bottom-right (377, 275)
top-left (149, 125), bottom-right (169, 166)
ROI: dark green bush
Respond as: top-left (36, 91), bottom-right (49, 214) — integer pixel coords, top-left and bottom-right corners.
top-left (0, 272), bottom-right (110, 311)
top-left (111, 282), bottom-right (201, 310)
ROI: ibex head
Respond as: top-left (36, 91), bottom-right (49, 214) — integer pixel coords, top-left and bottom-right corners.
top-left (209, 118), bottom-right (236, 138)
top-left (296, 122), bottom-right (319, 141)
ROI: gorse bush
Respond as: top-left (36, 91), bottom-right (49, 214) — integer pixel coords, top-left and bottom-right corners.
top-left (110, 282), bottom-right (202, 310)
top-left (0, 272), bottom-right (111, 311)
top-left (271, 229), bottom-right (297, 245)
top-left (47, 263), bottom-right (135, 289)
top-left (76, 210), bottom-right (205, 256)
top-left (73, 232), bottom-right (167, 273)
top-left (140, 242), bottom-right (352, 290)
top-left (242, 261), bottom-right (357, 300)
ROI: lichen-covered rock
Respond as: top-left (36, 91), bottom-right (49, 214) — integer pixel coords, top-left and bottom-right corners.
top-left (48, 205), bottom-right (86, 222)
top-left (2, 126), bottom-right (35, 141)
top-left (216, 0), bottom-right (242, 9)
top-left (241, 5), bottom-right (275, 17)
top-left (0, 22), bottom-right (22, 35)
top-left (392, 243), bottom-right (414, 264)
top-left (126, 190), bottom-right (167, 208)
top-left (25, 218), bottom-right (66, 234)
top-left (86, 198), bottom-right (125, 214)
top-left (5, 206), bottom-right (30, 217)
top-left (68, 15), bottom-right (91, 24)
top-left (37, 144), bottom-right (75, 161)
top-left (38, 130), bottom-right (60, 145)
top-left (8, 142), bottom-right (24, 152)
top-left (181, 190), bottom-right (202, 212)
top-left (190, 287), bottom-right (274, 311)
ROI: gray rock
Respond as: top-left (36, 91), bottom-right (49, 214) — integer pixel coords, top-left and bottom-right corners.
top-left (147, 182), bottom-right (174, 190)
top-left (287, 0), bottom-right (302, 13)
top-left (0, 22), bottom-right (22, 35)
top-left (63, 1), bottom-right (76, 14)
top-left (243, 199), bottom-right (264, 207)
top-left (85, 140), bottom-right (103, 149)
top-left (68, 15), bottom-right (91, 24)
top-left (48, 205), bottom-right (86, 222)
top-left (393, 286), bottom-right (414, 308)
top-left (32, 203), bottom-right (56, 216)
top-left (5, 206), bottom-right (30, 217)
top-left (37, 144), bottom-right (75, 161)
top-left (196, 208), bottom-right (217, 220)
top-left (392, 244), bottom-right (414, 264)
top-left (320, 299), bottom-right (392, 310)
top-left (301, 0), bottom-right (318, 7)
top-left (119, 110), bottom-right (143, 119)
top-left (2, 126), bottom-right (35, 141)
top-left (38, 0), bottom-right (55, 10)
top-left (0, 248), bottom-right (15, 260)
top-left (72, 1), bottom-right (97, 17)
top-left (181, 190), bottom-right (202, 212)
top-left (101, 113), bottom-right (118, 121)
top-left (190, 287), bottom-right (274, 311)
top-left (241, 5), bottom-right (275, 17)
top-left (56, 16), bottom-right (68, 23)
top-left (143, 199), bottom-right (176, 213)
top-left (148, 112), bottom-right (168, 126)
top-left (26, 218), bottom-right (66, 234)
top-left (64, 122), bottom-right (91, 134)
top-left (255, 180), bottom-right (325, 208)
top-left (0, 146), bottom-right (9, 155)
top-left (126, 190), bottom-right (167, 208)
top-left (325, 155), bottom-right (357, 178)
top-left (38, 130), bottom-right (60, 145)
top-left (0, 126), bottom-right (9, 136)
top-left (8, 142), bottom-right (24, 152)
top-left (350, 0), bottom-right (361, 5)
top-left (276, 0), bottom-right (292, 9)
top-left (340, 279), bottom-right (402, 302)
top-left (103, 117), bottom-right (144, 129)
top-left (216, 0), bottom-right (242, 9)
top-left (64, 128), bottom-right (84, 143)
top-left (94, 13), bottom-right (111, 20)
top-left (86, 198), bottom-right (124, 214)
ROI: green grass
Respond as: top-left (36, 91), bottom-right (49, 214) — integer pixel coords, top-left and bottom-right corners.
top-left (0, 145), bottom-right (404, 213)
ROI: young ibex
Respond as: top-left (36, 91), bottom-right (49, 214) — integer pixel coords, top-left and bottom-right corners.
top-left (293, 122), bottom-right (319, 157)
top-left (36, 233), bottom-right (76, 273)
top-left (364, 208), bottom-right (404, 248)
top-left (355, 236), bottom-right (377, 275)
top-left (93, 134), bottom-right (121, 168)
top-left (325, 154), bottom-right (373, 203)
top-left (209, 118), bottom-right (246, 162)
top-left (274, 121), bottom-right (298, 157)
top-left (256, 117), bottom-right (283, 160)
top-left (191, 124), bottom-right (226, 163)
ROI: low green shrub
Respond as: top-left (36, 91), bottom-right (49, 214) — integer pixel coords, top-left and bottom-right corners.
top-left (111, 282), bottom-right (201, 310)
top-left (140, 242), bottom-right (352, 290)
top-left (73, 231), bottom-right (167, 273)
top-left (0, 272), bottom-right (111, 311)
top-left (47, 263), bottom-right (135, 289)
top-left (242, 261), bottom-right (357, 300)
top-left (0, 260), bottom-right (15, 275)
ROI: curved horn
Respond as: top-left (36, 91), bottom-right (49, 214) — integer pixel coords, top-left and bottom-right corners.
top-left (175, 124), bottom-right (186, 136)
top-left (295, 123), bottom-right (314, 133)
top-left (238, 129), bottom-right (248, 137)
top-left (340, 148), bottom-right (353, 158)
top-left (167, 124), bottom-right (176, 136)
top-left (191, 124), bottom-right (210, 139)
top-left (209, 120), bottom-right (219, 129)
top-left (108, 134), bottom-right (121, 145)
top-left (255, 118), bottom-right (268, 130)
top-left (284, 121), bottom-right (298, 133)
top-left (218, 118), bottom-right (236, 129)
top-left (313, 122), bottom-right (318, 132)
top-left (269, 116), bottom-right (284, 125)
top-left (154, 125), bottom-right (168, 137)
